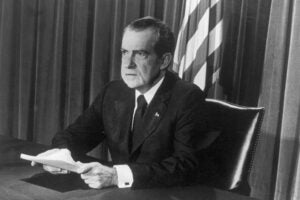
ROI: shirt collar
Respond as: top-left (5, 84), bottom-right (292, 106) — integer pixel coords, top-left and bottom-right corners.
top-left (135, 76), bottom-right (165, 105)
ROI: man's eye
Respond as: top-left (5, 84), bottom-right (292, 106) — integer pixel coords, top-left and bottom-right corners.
top-left (136, 51), bottom-right (148, 58)
top-left (121, 50), bottom-right (128, 55)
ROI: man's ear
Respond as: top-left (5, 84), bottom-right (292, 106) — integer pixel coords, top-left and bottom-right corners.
top-left (159, 53), bottom-right (172, 70)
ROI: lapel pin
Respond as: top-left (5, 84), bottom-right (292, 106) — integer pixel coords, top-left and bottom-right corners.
top-left (155, 112), bottom-right (160, 117)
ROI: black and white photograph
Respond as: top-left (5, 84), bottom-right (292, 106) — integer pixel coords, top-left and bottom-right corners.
top-left (0, 0), bottom-right (299, 200)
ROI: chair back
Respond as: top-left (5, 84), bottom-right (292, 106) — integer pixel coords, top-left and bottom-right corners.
top-left (204, 98), bottom-right (264, 195)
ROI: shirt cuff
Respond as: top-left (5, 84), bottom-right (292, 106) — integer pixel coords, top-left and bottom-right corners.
top-left (113, 164), bottom-right (134, 188)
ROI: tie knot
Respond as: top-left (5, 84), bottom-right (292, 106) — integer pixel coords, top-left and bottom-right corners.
top-left (137, 95), bottom-right (147, 109)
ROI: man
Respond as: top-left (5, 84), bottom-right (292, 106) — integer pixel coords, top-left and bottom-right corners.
top-left (34, 16), bottom-right (214, 189)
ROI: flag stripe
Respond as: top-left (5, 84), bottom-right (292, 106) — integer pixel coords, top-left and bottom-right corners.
top-left (208, 20), bottom-right (223, 55)
top-left (173, 0), bottom-right (199, 65)
top-left (183, 40), bottom-right (222, 87)
top-left (193, 62), bottom-right (207, 90)
top-left (207, 41), bottom-right (222, 69)
top-left (173, 0), bottom-right (209, 65)
top-left (177, 0), bottom-right (208, 42)
top-left (182, 37), bottom-right (208, 80)
top-left (210, 0), bottom-right (220, 8)
top-left (178, 9), bottom-right (210, 75)
top-left (182, 19), bottom-right (223, 80)
top-left (212, 67), bottom-right (220, 83)
top-left (208, 0), bottom-right (223, 31)
top-left (205, 45), bottom-right (222, 88)
top-left (186, 0), bottom-right (210, 40)
top-left (173, 0), bottom-right (223, 91)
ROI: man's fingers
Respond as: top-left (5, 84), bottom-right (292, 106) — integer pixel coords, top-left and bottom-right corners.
top-left (77, 165), bottom-right (92, 174)
top-left (81, 173), bottom-right (102, 181)
top-left (77, 162), bottom-right (99, 174)
top-left (88, 182), bottom-right (102, 189)
top-left (82, 177), bottom-right (103, 189)
top-left (77, 162), bottom-right (116, 189)
top-left (31, 161), bottom-right (42, 167)
top-left (58, 169), bottom-right (70, 174)
top-left (83, 177), bottom-right (99, 184)
top-left (31, 162), bottom-right (69, 174)
top-left (43, 165), bottom-right (69, 174)
top-left (43, 165), bottom-right (60, 172)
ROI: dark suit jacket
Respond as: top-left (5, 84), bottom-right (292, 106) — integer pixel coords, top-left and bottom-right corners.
top-left (52, 71), bottom-right (216, 188)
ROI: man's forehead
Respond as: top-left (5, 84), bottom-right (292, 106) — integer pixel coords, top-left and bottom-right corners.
top-left (122, 28), bottom-right (157, 49)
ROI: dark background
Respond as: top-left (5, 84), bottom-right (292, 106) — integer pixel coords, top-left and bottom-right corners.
top-left (1, 1), bottom-right (299, 200)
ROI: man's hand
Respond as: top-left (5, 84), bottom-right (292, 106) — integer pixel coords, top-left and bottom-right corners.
top-left (31, 148), bottom-right (71, 174)
top-left (77, 162), bottom-right (118, 189)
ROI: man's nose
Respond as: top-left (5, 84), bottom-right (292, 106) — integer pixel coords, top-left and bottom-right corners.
top-left (124, 54), bottom-right (136, 68)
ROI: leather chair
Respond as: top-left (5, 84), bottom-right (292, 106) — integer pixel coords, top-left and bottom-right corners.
top-left (203, 98), bottom-right (264, 195)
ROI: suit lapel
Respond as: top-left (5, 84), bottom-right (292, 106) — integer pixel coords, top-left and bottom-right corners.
top-left (131, 71), bottom-right (178, 153)
top-left (114, 89), bottom-right (135, 153)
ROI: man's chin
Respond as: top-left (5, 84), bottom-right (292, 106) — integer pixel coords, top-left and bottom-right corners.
top-left (123, 80), bottom-right (140, 89)
top-left (123, 81), bottom-right (149, 92)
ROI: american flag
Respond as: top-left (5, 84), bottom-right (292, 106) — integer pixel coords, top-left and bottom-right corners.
top-left (173, 0), bottom-right (223, 92)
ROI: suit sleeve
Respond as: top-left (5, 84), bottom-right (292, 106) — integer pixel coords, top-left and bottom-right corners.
top-left (128, 87), bottom-right (216, 188)
top-left (52, 89), bottom-right (106, 155)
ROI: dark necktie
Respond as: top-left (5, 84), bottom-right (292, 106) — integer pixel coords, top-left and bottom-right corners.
top-left (130, 95), bottom-right (147, 152)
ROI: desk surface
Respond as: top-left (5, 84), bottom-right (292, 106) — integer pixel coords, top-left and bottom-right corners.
top-left (0, 135), bottom-right (258, 200)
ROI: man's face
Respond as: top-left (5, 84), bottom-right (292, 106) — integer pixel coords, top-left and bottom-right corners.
top-left (121, 28), bottom-right (163, 93)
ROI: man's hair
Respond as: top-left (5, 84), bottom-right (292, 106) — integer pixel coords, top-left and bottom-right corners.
top-left (124, 16), bottom-right (175, 58)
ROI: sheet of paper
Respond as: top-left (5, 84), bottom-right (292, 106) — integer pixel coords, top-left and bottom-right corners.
top-left (20, 153), bottom-right (80, 173)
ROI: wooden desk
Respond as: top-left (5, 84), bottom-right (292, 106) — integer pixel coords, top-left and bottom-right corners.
top-left (0, 135), bottom-right (259, 200)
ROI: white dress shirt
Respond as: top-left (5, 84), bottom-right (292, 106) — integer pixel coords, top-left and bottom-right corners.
top-left (113, 76), bottom-right (165, 188)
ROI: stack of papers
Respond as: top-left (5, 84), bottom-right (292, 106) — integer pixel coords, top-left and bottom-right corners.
top-left (20, 150), bottom-right (80, 173)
